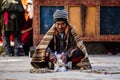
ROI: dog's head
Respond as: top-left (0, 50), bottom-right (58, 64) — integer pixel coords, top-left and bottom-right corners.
top-left (54, 54), bottom-right (66, 72)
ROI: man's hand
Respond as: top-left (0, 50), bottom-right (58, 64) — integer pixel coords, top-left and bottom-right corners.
top-left (49, 55), bottom-right (57, 62)
top-left (60, 53), bottom-right (66, 64)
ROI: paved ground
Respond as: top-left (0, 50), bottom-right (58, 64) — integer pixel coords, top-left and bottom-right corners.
top-left (0, 55), bottom-right (120, 80)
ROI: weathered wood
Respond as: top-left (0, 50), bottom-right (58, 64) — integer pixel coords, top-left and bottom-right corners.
top-left (34, 0), bottom-right (120, 6)
top-left (33, 0), bottom-right (120, 45)
top-left (81, 35), bottom-right (120, 42)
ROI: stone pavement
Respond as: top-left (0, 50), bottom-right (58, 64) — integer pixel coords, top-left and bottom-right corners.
top-left (0, 55), bottom-right (120, 80)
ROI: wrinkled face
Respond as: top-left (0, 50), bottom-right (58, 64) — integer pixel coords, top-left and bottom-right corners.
top-left (55, 21), bottom-right (67, 33)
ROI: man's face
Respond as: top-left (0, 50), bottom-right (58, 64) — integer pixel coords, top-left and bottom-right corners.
top-left (55, 21), bottom-right (67, 33)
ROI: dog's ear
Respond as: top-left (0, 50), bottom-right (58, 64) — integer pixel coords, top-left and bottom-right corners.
top-left (54, 62), bottom-right (59, 72)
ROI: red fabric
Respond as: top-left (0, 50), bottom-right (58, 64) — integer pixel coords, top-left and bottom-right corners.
top-left (0, 18), bottom-right (33, 45)
top-left (4, 11), bottom-right (8, 25)
top-left (71, 56), bottom-right (84, 63)
top-left (21, 18), bottom-right (33, 45)
top-left (21, 29), bottom-right (33, 45)
top-left (0, 33), bottom-right (2, 44)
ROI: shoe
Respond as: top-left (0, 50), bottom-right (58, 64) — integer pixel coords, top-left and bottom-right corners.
top-left (107, 52), bottom-right (113, 55)
top-left (1, 52), bottom-right (9, 57)
top-left (9, 53), bottom-right (14, 56)
top-left (117, 53), bottom-right (120, 56)
top-left (48, 62), bottom-right (54, 69)
top-left (65, 62), bottom-right (72, 69)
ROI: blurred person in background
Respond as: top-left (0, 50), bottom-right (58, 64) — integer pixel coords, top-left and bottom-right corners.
top-left (21, 0), bottom-right (33, 55)
top-left (0, 0), bottom-right (25, 56)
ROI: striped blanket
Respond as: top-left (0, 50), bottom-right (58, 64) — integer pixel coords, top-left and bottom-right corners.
top-left (31, 24), bottom-right (92, 70)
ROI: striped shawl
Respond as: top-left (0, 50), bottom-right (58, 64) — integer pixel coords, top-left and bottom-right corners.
top-left (31, 24), bottom-right (91, 69)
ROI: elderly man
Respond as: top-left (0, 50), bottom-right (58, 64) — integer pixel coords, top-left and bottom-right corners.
top-left (31, 9), bottom-right (91, 70)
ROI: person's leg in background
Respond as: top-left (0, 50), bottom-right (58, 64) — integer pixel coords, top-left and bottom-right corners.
top-left (14, 30), bottom-right (25, 56)
top-left (2, 31), bottom-right (13, 56)
top-left (13, 12), bottom-right (25, 56)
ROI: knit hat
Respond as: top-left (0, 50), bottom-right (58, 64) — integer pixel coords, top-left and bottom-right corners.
top-left (53, 9), bottom-right (68, 20)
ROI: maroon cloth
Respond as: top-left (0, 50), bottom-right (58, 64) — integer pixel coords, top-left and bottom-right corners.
top-left (21, 18), bottom-right (33, 45)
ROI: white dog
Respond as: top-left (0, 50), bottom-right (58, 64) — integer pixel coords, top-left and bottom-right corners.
top-left (54, 51), bottom-right (66, 72)
top-left (54, 51), bottom-right (72, 72)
